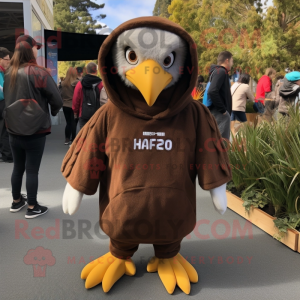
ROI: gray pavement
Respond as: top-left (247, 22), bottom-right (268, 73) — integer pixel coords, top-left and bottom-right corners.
top-left (1, 113), bottom-right (300, 300)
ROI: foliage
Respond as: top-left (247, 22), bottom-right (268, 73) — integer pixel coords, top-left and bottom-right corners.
top-left (54, 1), bottom-right (104, 77)
top-left (58, 60), bottom-right (98, 78)
top-left (241, 188), bottom-right (269, 212)
top-left (54, 0), bottom-right (106, 34)
top-left (228, 105), bottom-right (300, 232)
top-left (153, 0), bottom-right (173, 18)
top-left (245, 100), bottom-right (256, 113)
top-left (168, 0), bottom-right (300, 81)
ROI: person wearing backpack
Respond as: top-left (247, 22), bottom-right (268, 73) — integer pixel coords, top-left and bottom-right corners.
top-left (72, 62), bottom-right (103, 129)
top-left (203, 51), bottom-right (233, 141)
top-left (3, 35), bottom-right (63, 218)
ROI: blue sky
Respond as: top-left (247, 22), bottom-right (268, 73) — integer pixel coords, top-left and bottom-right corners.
top-left (94, 0), bottom-right (157, 30)
top-left (93, 0), bottom-right (274, 30)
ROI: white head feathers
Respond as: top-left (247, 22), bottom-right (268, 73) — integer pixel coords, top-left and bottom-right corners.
top-left (112, 28), bottom-right (187, 89)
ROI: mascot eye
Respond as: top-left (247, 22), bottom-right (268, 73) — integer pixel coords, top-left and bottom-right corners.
top-left (125, 48), bottom-right (138, 65)
top-left (163, 52), bottom-right (175, 68)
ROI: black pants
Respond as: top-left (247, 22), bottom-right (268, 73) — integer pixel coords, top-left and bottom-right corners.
top-left (79, 117), bottom-right (89, 130)
top-left (63, 106), bottom-right (78, 141)
top-left (9, 133), bottom-right (46, 206)
top-left (0, 100), bottom-right (13, 161)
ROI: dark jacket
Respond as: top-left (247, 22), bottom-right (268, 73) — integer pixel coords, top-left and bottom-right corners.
top-left (4, 65), bottom-right (63, 135)
top-left (278, 77), bottom-right (300, 115)
top-left (60, 80), bottom-right (78, 108)
top-left (72, 75), bottom-right (103, 117)
top-left (207, 65), bottom-right (232, 114)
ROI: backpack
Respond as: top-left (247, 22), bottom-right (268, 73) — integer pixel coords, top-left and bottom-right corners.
top-left (4, 66), bottom-right (50, 135)
top-left (203, 69), bottom-right (217, 107)
top-left (81, 82), bottom-right (101, 120)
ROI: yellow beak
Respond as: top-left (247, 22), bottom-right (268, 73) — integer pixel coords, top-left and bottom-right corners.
top-left (125, 59), bottom-right (173, 107)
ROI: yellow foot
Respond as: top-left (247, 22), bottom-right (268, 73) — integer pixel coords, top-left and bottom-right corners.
top-left (81, 252), bottom-right (136, 293)
top-left (147, 253), bottom-right (198, 295)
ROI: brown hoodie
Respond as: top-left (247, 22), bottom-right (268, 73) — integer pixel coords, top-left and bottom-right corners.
top-left (61, 16), bottom-right (232, 245)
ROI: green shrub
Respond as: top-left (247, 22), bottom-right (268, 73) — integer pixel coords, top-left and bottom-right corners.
top-left (228, 105), bottom-right (300, 222)
top-left (245, 100), bottom-right (256, 113)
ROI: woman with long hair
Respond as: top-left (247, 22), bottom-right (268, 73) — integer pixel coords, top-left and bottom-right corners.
top-left (4, 35), bottom-right (63, 218)
top-left (60, 67), bottom-right (78, 145)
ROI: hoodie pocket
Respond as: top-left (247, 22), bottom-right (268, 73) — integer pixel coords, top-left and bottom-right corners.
top-left (101, 187), bottom-right (196, 244)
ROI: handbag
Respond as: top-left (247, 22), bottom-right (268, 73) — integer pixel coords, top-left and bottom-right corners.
top-left (4, 66), bottom-right (49, 135)
top-left (253, 100), bottom-right (265, 114)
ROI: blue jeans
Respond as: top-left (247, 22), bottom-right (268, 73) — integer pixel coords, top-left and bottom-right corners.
top-left (9, 133), bottom-right (46, 205)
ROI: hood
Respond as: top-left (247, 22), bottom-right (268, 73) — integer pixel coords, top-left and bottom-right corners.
top-left (209, 64), bottom-right (228, 76)
top-left (279, 77), bottom-right (300, 97)
top-left (81, 74), bottom-right (102, 88)
top-left (98, 16), bottom-right (198, 120)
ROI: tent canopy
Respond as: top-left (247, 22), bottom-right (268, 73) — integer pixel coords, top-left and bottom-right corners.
top-left (44, 30), bottom-right (108, 61)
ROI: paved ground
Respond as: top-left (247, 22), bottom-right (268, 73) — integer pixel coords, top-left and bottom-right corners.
top-left (1, 113), bottom-right (300, 300)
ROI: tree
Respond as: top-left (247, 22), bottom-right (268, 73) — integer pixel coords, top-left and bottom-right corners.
top-left (54, 1), bottom-right (106, 77)
top-left (153, 0), bottom-right (173, 18)
top-left (168, 0), bottom-right (300, 81)
top-left (54, 0), bottom-right (106, 34)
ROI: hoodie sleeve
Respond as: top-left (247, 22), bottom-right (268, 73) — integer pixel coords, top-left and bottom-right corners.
top-left (194, 102), bottom-right (232, 190)
top-left (61, 106), bottom-right (108, 195)
top-left (46, 75), bottom-right (63, 116)
top-left (207, 68), bottom-right (227, 114)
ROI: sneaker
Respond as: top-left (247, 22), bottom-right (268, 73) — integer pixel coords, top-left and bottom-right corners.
top-left (25, 203), bottom-right (48, 219)
top-left (64, 138), bottom-right (70, 145)
top-left (10, 194), bottom-right (27, 212)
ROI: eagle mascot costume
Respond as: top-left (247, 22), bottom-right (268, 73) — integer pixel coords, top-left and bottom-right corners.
top-left (61, 16), bottom-right (232, 295)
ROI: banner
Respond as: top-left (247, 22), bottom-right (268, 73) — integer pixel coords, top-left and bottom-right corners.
top-left (46, 41), bottom-right (58, 84)
top-left (46, 42), bottom-right (60, 125)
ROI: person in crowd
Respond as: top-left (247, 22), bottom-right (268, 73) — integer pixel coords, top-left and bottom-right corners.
top-left (0, 47), bottom-right (13, 163)
top-left (100, 86), bottom-right (109, 106)
top-left (58, 76), bottom-right (65, 89)
top-left (76, 67), bottom-right (83, 81)
top-left (3, 35), bottom-right (63, 218)
top-left (255, 68), bottom-right (277, 104)
top-left (230, 73), bottom-right (255, 123)
top-left (278, 71), bottom-right (300, 117)
top-left (207, 51), bottom-right (233, 140)
top-left (192, 75), bottom-right (205, 101)
top-left (274, 75), bottom-right (284, 99)
top-left (72, 62), bottom-right (103, 129)
top-left (60, 67), bottom-right (78, 145)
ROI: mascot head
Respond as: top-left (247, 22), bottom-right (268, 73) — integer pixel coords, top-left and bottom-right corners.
top-left (99, 17), bottom-right (198, 119)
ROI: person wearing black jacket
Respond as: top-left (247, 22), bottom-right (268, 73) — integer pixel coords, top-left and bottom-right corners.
top-left (3, 35), bottom-right (63, 218)
top-left (207, 51), bottom-right (233, 140)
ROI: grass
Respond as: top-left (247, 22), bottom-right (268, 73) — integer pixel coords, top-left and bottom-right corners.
top-left (227, 105), bottom-right (300, 231)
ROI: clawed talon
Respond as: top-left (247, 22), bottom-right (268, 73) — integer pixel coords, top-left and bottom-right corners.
top-left (147, 253), bottom-right (198, 294)
top-left (81, 252), bottom-right (136, 293)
